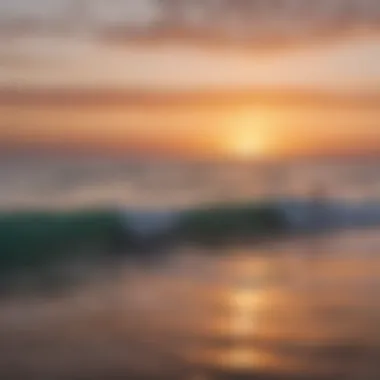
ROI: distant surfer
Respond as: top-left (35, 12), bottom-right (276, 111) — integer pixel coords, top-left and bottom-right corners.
top-left (310, 183), bottom-right (328, 204)
top-left (309, 183), bottom-right (329, 229)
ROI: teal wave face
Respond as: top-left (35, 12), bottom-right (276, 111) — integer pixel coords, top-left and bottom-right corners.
top-left (0, 209), bottom-right (127, 276)
top-left (4, 199), bottom-right (380, 279)
top-left (0, 203), bottom-right (288, 277)
top-left (176, 203), bottom-right (287, 245)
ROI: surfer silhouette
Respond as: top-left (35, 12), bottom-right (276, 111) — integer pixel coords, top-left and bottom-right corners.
top-left (309, 183), bottom-right (329, 229)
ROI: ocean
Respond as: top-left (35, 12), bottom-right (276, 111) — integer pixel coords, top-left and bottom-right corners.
top-left (1, 155), bottom-right (380, 209)
top-left (0, 155), bottom-right (380, 379)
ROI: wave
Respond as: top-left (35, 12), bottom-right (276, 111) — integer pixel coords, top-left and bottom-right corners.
top-left (277, 199), bottom-right (380, 231)
top-left (0, 209), bottom-right (126, 277)
top-left (122, 199), bottom-right (380, 241)
top-left (2, 199), bottom-right (380, 274)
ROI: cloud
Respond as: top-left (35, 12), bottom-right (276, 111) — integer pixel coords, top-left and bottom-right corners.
top-left (0, 33), bottom-right (379, 91)
top-left (0, 52), bottom-right (65, 70)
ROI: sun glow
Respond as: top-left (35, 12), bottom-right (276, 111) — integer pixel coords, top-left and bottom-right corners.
top-left (229, 135), bottom-right (266, 158)
top-left (222, 127), bottom-right (270, 160)
top-left (221, 113), bottom-right (272, 160)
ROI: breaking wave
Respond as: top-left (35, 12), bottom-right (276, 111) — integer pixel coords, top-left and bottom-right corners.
top-left (2, 198), bottom-right (380, 274)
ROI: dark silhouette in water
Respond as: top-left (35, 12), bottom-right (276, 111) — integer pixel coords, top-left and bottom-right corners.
top-left (309, 183), bottom-right (330, 229)
top-left (310, 183), bottom-right (328, 202)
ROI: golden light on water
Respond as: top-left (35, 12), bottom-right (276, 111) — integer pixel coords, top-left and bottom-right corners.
top-left (192, 257), bottom-right (276, 371)
top-left (193, 286), bottom-right (270, 372)
top-left (229, 289), bottom-right (262, 336)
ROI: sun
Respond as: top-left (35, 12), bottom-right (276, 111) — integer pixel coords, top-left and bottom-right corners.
top-left (227, 133), bottom-right (267, 159)
top-left (220, 110), bottom-right (272, 161)
top-left (219, 111), bottom-right (273, 160)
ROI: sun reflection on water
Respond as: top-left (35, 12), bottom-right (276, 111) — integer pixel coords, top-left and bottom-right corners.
top-left (228, 288), bottom-right (263, 337)
top-left (190, 256), bottom-right (274, 371)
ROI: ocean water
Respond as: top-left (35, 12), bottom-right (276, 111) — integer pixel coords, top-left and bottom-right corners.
top-left (0, 231), bottom-right (379, 379)
top-left (1, 155), bottom-right (380, 209)
top-left (0, 155), bottom-right (380, 379)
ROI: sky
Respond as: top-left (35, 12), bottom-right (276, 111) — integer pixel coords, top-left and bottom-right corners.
top-left (1, 34), bottom-right (380, 90)
top-left (0, 0), bottom-right (380, 159)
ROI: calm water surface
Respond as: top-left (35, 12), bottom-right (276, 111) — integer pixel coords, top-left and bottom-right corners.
top-left (0, 229), bottom-right (379, 379)
top-left (1, 156), bottom-right (380, 208)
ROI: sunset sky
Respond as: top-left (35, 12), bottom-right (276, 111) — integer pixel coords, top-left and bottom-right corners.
top-left (1, 0), bottom-right (380, 159)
